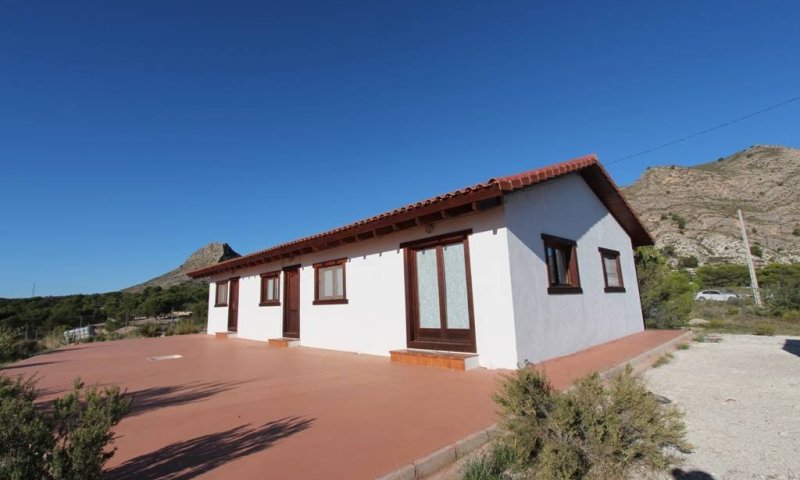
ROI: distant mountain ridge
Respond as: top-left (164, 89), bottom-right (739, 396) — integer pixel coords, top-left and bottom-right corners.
top-left (123, 242), bottom-right (240, 292)
top-left (623, 145), bottom-right (800, 265)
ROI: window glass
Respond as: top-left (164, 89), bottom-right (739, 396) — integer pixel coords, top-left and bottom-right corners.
top-left (603, 255), bottom-right (621, 287)
top-left (216, 282), bottom-right (228, 305)
top-left (443, 243), bottom-right (469, 329)
top-left (543, 235), bottom-right (581, 292)
top-left (316, 263), bottom-right (345, 301)
top-left (415, 248), bottom-right (441, 328)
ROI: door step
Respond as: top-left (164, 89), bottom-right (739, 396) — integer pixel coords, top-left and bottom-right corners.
top-left (389, 349), bottom-right (479, 371)
top-left (268, 338), bottom-right (301, 348)
top-left (215, 332), bottom-right (237, 339)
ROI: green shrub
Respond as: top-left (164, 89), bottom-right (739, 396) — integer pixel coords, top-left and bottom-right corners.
top-left (766, 279), bottom-right (800, 316)
top-left (492, 366), bottom-right (689, 479)
top-left (750, 245), bottom-right (763, 258)
top-left (753, 323), bottom-right (775, 336)
top-left (652, 353), bottom-right (674, 368)
top-left (758, 264), bottom-right (800, 288)
top-left (661, 245), bottom-right (676, 257)
top-left (461, 443), bottom-right (517, 480)
top-left (793, 226), bottom-right (800, 237)
top-left (41, 327), bottom-right (68, 351)
top-left (636, 247), bottom-right (695, 329)
top-left (678, 256), bottom-right (698, 268)
top-left (782, 310), bottom-right (800, 322)
top-left (138, 322), bottom-right (162, 338)
top-left (0, 327), bottom-right (19, 364)
top-left (668, 213), bottom-right (687, 232)
top-left (0, 328), bottom-right (42, 364)
top-left (696, 264), bottom-right (749, 288)
top-left (0, 375), bottom-right (130, 480)
top-left (172, 318), bottom-right (201, 335)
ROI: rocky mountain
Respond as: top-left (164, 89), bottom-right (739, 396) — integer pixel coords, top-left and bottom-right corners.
top-left (623, 145), bottom-right (800, 266)
top-left (123, 242), bottom-right (240, 293)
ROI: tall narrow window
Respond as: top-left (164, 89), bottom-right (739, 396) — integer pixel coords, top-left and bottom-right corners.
top-left (599, 248), bottom-right (625, 292)
top-left (313, 258), bottom-right (348, 304)
top-left (260, 272), bottom-right (281, 306)
top-left (542, 234), bottom-right (582, 294)
top-left (215, 281), bottom-right (229, 306)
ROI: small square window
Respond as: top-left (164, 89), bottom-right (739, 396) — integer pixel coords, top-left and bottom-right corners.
top-left (260, 272), bottom-right (281, 306)
top-left (313, 259), bottom-right (348, 305)
top-left (215, 281), bottom-right (229, 306)
top-left (542, 234), bottom-right (582, 294)
top-left (599, 248), bottom-right (625, 292)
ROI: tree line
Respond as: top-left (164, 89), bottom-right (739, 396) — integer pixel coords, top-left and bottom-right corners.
top-left (0, 283), bottom-right (209, 340)
top-left (635, 247), bottom-right (800, 329)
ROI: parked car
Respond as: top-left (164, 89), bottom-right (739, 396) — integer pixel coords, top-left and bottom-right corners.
top-left (695, 290), bottom-right (738, 302)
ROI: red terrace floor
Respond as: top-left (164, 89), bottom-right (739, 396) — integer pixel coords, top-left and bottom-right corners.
top-left (2, 330), bottom-right (683, 479)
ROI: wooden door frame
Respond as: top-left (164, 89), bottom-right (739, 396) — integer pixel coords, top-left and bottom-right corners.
top-left (401, 230), bottom-right (477, 353)
top-left (227, 277), bottom-right (240, 333)
top-left (282, 265), bottom-right (301, 338)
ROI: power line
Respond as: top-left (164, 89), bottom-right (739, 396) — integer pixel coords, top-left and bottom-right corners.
top-left (609, 94), bottom-right (800, 165)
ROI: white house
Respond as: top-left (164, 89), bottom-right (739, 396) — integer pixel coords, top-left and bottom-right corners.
top-left (188, 155), bottom-right (653, 369)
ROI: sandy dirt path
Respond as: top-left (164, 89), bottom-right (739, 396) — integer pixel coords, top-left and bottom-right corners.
top-left (645, 334), bottom-right (800, 480)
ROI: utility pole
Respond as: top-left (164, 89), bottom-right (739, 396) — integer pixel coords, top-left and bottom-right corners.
top-left (738, 209), bottom-right (762, 306)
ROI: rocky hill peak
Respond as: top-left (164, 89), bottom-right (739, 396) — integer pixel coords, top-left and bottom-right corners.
top-left (123, 242), bottom-right (240, 292)
top-left (623, 145), bottom-right (800, 265)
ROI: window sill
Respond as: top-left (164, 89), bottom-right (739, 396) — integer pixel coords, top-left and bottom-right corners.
top-left (259, 301), bottom-right (281, 306)
top-left (313, 299), bottom-right (349, 305)
top-left (604, 287), bottom-right (626, 293)
top-left (547, 286), bottom-right (583, 295)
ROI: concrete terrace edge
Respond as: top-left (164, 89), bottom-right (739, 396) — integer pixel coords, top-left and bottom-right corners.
top-left (374, 329), bottom-right (694, 480)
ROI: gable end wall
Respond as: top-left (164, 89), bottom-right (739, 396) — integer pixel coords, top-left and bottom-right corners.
top-left (504, 174), bottom-right (645, 364)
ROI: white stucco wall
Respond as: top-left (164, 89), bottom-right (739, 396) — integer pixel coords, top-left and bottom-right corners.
top-left (207, 284), bottom-right (228, 334)
top-left (205, 207), bottom-right (518, 369)
top-left (504, 174), bottom-right (645, 365)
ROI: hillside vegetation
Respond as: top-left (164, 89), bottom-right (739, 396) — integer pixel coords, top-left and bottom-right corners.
top-left (0, 243), bottom-right (237, 363)
top-left (624, 145), bottom-right (800, 266)
top-left (0, 283), bottom-right (209, 361)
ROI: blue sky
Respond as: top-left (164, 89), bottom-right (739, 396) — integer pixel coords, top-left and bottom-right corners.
top-left (1, 1), bottom-right (799, 297)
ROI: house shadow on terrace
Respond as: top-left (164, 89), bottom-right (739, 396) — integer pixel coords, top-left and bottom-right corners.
top-left (672, 468), bottom-right (716, 479)
top-left (105, 416), bottom-right (314, 480)
top-left (783, 339), bottom-right (800, 358)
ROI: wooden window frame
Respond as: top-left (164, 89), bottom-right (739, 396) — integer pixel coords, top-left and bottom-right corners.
top-left (313, 258), bottom-right (349, 305)
top-left (542, 234), bottom-right (582, 294)
top-left (259, 271), bottom-right (281, 306)
top-left (214, 280), bottom-right (229, 307)
top-left (599, 247), bottom-right (625, 293)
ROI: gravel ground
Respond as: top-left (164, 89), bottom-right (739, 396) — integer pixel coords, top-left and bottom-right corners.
top-left (645, 334), bottom-right (800, 480)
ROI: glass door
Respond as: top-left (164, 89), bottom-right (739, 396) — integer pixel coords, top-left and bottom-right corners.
top-left (404, 231), bottom-right (476, 352)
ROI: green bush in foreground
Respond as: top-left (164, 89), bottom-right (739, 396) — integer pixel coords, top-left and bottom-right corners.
top-left (473, 366), bottom-right (690, 480)
top-left (0, 375), bottom-right (131, 480)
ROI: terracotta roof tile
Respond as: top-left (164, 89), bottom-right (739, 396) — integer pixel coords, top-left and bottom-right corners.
top-left (188, 154), bottom-right (652, 278)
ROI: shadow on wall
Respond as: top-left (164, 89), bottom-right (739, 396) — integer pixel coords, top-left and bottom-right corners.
top-left (783, 339), bottom-right (800, 358)
top-left (672, 468), bottom-right (716, 479)
top-left (105, 416), bottom-right (314, 480)
top-left (127, 381), bottom-right (249, 418)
